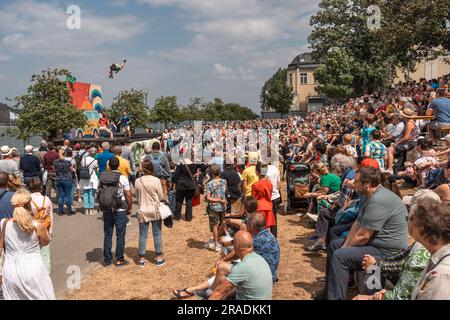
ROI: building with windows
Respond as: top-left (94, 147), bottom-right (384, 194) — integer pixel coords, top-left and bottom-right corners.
top-left (286, 52), bottom-right (324, 113)
top-left (395, 55), bottom-right (450, 82)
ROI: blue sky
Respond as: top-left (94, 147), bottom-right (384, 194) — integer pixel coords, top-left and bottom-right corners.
top-left (0, 0), bottom-right (320, 112)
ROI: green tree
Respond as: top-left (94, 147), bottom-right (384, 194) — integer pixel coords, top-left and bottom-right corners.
top-left (180, 97), bottom-right (203, 121)
top-left (309, 0), bottom-right (450, 94)
top-left (260, 68), bottom-right (293, 118)
top-left (151, 96), bottom-right (182, 128)
top-left (109, 89), bottom-right (149, 131)
top-left (314, 48), bottom-right (354, 102)
top-left (5, 68), bottom-right (86, 140)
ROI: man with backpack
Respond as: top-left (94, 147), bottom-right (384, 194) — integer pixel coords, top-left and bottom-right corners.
top-left (97, 157), bottom-right (132, 268)
top-left (144, 142), bottom-right (171, 197)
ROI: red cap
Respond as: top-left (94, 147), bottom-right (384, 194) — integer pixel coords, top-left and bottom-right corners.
top-left (360, 158), bottom-right (380, 169)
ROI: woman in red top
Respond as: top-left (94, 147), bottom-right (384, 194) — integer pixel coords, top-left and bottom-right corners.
top-left (251, 163), bottom-right (276, 234)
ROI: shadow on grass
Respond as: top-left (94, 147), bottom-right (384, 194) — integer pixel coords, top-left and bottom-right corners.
top-left (186, 238), bottom-right (206, 250)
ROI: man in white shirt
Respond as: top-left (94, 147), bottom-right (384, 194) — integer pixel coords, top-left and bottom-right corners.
top-left (266, 164), bottom-right (281, 237)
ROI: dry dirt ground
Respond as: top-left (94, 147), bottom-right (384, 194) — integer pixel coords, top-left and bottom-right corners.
top-left (64, 179), bottom-right (327, 300)
top-left (64, 179), bottom-right (416, 300)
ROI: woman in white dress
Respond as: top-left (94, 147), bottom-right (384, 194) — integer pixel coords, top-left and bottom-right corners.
top-left (1, 189), bottom-right (55, 300)
top-left (78, 148), bottom-right (99, 215)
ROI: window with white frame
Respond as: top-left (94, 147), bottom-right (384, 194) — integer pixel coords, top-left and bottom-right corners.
top-left (300, 73), bottom-right (308, 84)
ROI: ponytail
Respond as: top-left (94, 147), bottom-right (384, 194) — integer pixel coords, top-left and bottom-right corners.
top-left (11, 189), bottom-right (35, 234)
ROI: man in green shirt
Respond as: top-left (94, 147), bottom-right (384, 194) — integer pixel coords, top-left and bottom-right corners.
top-left (209, 231), bottom-right (273, 300)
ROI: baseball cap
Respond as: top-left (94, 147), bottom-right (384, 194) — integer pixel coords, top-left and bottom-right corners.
top-left (360, 158), bottom-right (380, 169)
top-left (402, 189), bottom-right (441, 207)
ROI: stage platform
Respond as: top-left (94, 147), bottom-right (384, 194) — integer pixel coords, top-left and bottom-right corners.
top-left (53, 132), bottom-right (162, 145)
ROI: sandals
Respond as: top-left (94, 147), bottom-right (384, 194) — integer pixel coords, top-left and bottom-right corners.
top-left (173, 288), bottom-right (194, 299)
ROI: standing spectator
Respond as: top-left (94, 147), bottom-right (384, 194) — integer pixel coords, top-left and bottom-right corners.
top-left (220, 164), bottom-right (242, 213)
top-left (241, 154), bottom-right (259, 196)
top-left (0, 172), bottom-right (14, 219)
top-left (172, 159), bottom-right (201, 222)
top-left (79, 148), bottom-right (99, 215)
top-left (135, 160), bottom-right (166, 268)
top-left (20, 145), bottom-right (41, 186)
top-left (251, 163), bottom-right (276, 231)
top-left (1, 189), bottom-right (55, 300)
top-left (53, 149), bottom-right (75, 216)
top-left (0, 146), bottom-right (21, 177)
top-left (98, 157), bottom-right (132, 268)
top-left (209, 231), bottom-right (273, 300)
top-left (97, 142), bottom-right (114, 174)
top-left (28, 177), bottom-right (53, 274)
top-left (107, 146), bottom-right (131, 178)
top-left (205, 164), bottom-right (228, 252)
top-left (266, 163), bottom-right (281, 237)
top-left (43, 142), bottom-right (59, 198)
top-left (143, 141), bottom-right (171, 197)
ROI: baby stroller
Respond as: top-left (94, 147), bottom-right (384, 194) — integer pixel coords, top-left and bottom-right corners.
top-left (285, 162), bottom-right (311, 212)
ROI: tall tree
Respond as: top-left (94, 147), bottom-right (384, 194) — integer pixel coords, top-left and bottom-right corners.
top-left (309, 0), bottom-right (450, 94)
top-left (314, 48), bottom-right (354, 102)
top-left (109, 89), bottom-right (149, 131)
top-left (261, 68), bottom-right (294, 117)
top-left (151, 96), bottom-right (182, 128)
top-left (6, 68), bottom-right (86, 140)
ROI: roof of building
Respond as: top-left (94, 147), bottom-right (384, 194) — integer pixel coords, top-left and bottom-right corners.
top-left (288, 52), bottom-right (320, 70)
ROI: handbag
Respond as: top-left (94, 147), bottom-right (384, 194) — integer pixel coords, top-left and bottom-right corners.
top-left (184, 163), bottom-right (200, 196)
top-left (158, 202), bottom-right (173, 220)
top-left (139, 178), bottom-right (172, 221)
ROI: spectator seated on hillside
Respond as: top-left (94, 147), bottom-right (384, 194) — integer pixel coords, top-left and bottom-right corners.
top-left (172, 214), bottom-right (279, 300)
top-left (218, 196), bottom-right (258, 241)
top-left (314, 167), bottom-right (409, 300)
top-left (427, 88), bottom-right (450, 142)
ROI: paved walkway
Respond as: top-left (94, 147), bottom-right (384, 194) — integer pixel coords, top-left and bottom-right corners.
top-left (49, 198), bottom-right (139, 299)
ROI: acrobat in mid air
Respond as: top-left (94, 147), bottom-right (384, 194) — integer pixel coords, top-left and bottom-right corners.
top-left (109, 59), bottom-right (127, 79)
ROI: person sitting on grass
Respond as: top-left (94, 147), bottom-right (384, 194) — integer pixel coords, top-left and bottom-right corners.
top-left (218, 196), bottom-right (258, 240)
top-left (172, 214), bottom-right (277, 300)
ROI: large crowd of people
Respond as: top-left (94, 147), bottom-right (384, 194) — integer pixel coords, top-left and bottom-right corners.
top-left (0, 76), bottom-right (450, 300)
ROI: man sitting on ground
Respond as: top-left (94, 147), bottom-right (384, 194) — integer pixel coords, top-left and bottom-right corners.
top-left (209, 230), bottom-right (273, 300)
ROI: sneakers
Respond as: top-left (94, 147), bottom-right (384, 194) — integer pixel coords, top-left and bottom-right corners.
top-left (193, 289), bottom-right (210, 300)
top-left (306, 239), bottom-right (327, 252)
top-left (138, 259), bottom-right (145, 268)
top-left (306, 213), bottom-right (318, 222)
top-left (203, 239), bottom-right (215, 249)
top-left (155, 259), bottom-right (166, 267)
top-left (115, 259), bottom-right (130, 268)
top-left (214, 243), bottom-right (222, 252)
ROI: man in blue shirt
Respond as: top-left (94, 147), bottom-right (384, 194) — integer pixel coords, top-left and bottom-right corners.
top-left (247, 213), bottom-right (280, 283)
top-left (427, 88), bottom-right (450, 141)
top-left (97, 142), bottom-right (114, 174)
top-left (0, 172), bottom-right (14, 219)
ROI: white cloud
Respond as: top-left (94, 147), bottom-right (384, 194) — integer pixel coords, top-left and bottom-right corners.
top-left (0, 1), bottom-right (146, 57)
top-left (213, 63), bottom-right (257, 81)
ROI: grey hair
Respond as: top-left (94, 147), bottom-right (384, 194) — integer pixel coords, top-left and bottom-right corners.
top-left (101, 142), bottom-right (110, 151)
top-left (330, 154), bottom-right (357, 174)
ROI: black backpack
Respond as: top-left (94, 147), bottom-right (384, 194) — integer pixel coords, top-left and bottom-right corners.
top-left (98, 172), bottom-right (127, 212)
